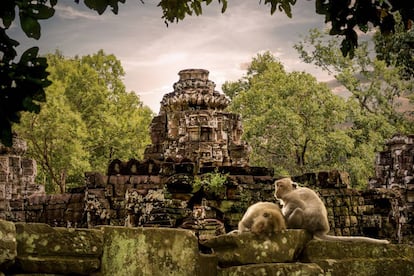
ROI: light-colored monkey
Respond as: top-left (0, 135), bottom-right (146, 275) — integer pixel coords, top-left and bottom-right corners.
top-left (235, 202), bottom-right (286, 236)
top-left (274, 178), bottom-right (389, 244)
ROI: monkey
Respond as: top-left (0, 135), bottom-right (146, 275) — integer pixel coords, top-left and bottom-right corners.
top-left (234, 202), bottom-right (286, 236)
top-left (274, 177), bottom-right (390, 244)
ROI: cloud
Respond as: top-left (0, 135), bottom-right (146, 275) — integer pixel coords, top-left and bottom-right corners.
top-left (55, 4), bottom-right (103, 20)
top-left (11, 0), bottom-right (336, 112)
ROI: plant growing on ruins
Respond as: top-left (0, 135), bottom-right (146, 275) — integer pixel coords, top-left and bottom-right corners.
top-left (193, 169), bottom-right (228, 198)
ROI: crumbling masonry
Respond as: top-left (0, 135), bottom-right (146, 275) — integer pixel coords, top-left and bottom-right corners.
top-left (0, 69), bottom-right (412, 243)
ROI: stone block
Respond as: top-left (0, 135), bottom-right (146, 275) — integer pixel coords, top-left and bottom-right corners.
top-left (302, 240), bottom-right (414, 275)
top-left (0, 184), bottom-right (5, 199)
top-left (0, 200), bottom-right (9, 211)
top-left (0, 220), bottom-right (16, 269)
top-left (312, 258), bottom-right (414, 276)
top-left (15, 223), bottom-right (103, 257)
top-left (14, 223), bottom-right (102, 274)
top-left (15, 256), bottom-right (100, 275)
top-left (0, 173), bottom-right (8, 183)
top-left (200, 230), bottom-right (312, 266)
top-left (302, 240), bottom-right (409, 261)
top-left (199, 253), bottom-right (218, 276)
top-left (99, 226), bottom-right (199, 276)
top-left (0, 157), bottom-right (9, 174)
top-left (218, 263), bottom-right (324, 276)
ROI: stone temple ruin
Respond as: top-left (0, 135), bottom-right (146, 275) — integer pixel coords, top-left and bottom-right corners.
top-left (1, 69), bottom-right (414, 275)
top-left (144, 68), bottom-right (250, 167)
top-left (0, 69), bottom-right (413, 243)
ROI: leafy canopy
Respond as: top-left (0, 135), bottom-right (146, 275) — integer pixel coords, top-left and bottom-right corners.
top-left (1, 0), bottom-right (413, 145)
top-left (15, 50), bottom-right (153, 193)
top-left (223, 51), bottom-right (351, 178)
top-left (294, 29), bottom-right (414, 186)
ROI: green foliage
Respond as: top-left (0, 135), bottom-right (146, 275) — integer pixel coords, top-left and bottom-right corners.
top-left (193, 169), bottom-right (228, 197)
top-left (294, 29), bottom-right (414, 187)
top-left (0, 0), bottom-right (58, 146)
top-left (1, 0), bottom-right (413, 146)
top-left (224, 51), bottom-right (350, 177)
top-left (15, 50), bottom-right (153, 193)
top-left (374, 15), bottom-right (414, 80)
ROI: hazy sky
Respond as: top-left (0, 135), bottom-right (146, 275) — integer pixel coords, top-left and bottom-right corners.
top-left (9, 1), bottom-right (333, 113)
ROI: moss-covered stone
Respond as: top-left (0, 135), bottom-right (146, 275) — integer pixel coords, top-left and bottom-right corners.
top-left (13, 223), bottom-right (102, 274)
top-left (200, 230), bottom-right (312, 266)
top-left (16, 256), bottom-right (100, 275)
top-left (0, 220), bottom-right (16, 269)
top-left (314, 258), bottom-right (414, 276)
top-left (218, 263), bottom-right (324, 276)
top-left (15, 223), bottom-right (103, 257)
top-left (302, 240), bottom-right (414, 276)
top-left (302, 240), bottom-right (412, 260)
top-left (99, 226), bottom-right (199, 276)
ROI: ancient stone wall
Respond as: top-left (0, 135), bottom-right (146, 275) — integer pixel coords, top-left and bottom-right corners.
top-left (370, 133), bottom-right (414, 243)
top-left (0, 136), bottom-right (45, 222)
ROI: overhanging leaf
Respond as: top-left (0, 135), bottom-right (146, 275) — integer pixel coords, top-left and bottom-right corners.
top-left (19, 13), bottom-right (41, 39)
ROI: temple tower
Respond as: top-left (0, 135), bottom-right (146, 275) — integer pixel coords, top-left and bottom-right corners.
top-left (144, 69), bottom-right (250, 168)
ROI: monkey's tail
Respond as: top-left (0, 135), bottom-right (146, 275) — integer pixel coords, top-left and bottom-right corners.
top-left (314, 232), bottom-right (390, 244)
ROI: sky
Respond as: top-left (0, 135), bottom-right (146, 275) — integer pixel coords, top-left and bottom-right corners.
top-left (9, 0), bottom-right (334, 113)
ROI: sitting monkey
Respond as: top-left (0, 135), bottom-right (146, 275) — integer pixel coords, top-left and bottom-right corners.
top-left (274, 178), bottom-right (389, 244)
top-left (236, 202), bottom-right (286, 236)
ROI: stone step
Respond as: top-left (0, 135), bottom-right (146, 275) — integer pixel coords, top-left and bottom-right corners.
top-left (218, 263), bottom-right (324, 276)
top-left (302, 240), bottom-right (414, 260)
top-left (302, 240), bottom-right (414, 276)
top-left (310, 258), bottom-right (414, 276)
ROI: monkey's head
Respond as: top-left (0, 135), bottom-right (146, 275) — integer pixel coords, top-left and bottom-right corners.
top-left (251, 210), bottom-right (284, 235)
top-left (274, 178), bottom-right (295, 199)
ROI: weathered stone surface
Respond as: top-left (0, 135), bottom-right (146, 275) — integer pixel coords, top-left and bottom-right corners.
top-left (0, 219), bottom-right (16, 269)
top-left (218, 263), bottom-right (324, 276)
top-left (16, 256), bottom-right (100, 275)
top-left (314, 258), bottom-right (414, 276)
top-left (302, 240), bottom-right (413, 260)
top-left (12, 223), bottom-right (102, 274)
top-left (201, 230), bottom-right (312, 266)
top-left (302, 240), bottom-right (414, 276)
top-left (199, 253), bottom-right (218, 276)
top-left (15, 223), bottom-right (102, 257)
top-left (99, 226), bottom-right (199, 276)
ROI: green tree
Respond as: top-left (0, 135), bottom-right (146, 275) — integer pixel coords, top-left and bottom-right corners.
top-left (224, 52), bottom-right (351, 177)
top-left (15, 79), bottom-right (90, 193)
top-left (374, 15), bottom-right (414, 79)
top-left (16, 50), bottom-right (153, 192)
top-left (295, 29), bottom-right (414, 186)
top-left (1, 0), bottom-right (413, 146)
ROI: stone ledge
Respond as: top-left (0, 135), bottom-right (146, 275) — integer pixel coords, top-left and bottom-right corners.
top-left (15, 256), bottom-right (100, 275)
top-left (218, 263), bottom-right (324, 276)
top-left (313, 258), bottom-right (414, 276)
top-left (15, 223), bottom-right (103, 257)
top-left (302, 240), bottom-right (414, 260)
top-left (201, 230), bottom-right (312, 266)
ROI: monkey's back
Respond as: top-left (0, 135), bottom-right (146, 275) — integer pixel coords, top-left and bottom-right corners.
top-left (293, 187), bottom-right (330, 233)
